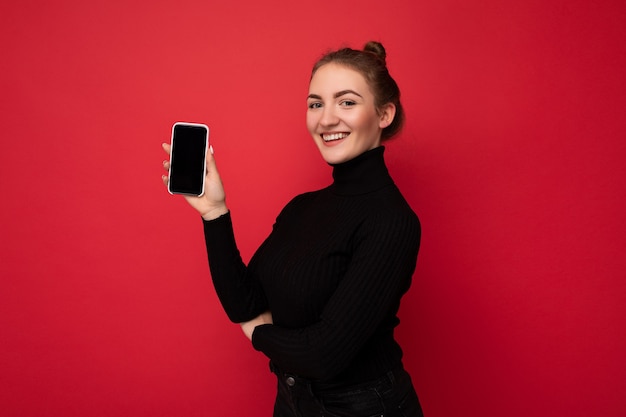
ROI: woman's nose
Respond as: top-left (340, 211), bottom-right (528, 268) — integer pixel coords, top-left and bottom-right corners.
top-left (320, 107), bottom-right (339, 127)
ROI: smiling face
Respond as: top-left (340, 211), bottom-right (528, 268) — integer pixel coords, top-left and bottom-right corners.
top-left (306, 63), bottom-right (396, 165)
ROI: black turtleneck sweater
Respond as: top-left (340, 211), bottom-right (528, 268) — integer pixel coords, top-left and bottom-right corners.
top-left (203, 147), bottom-right (420, 384)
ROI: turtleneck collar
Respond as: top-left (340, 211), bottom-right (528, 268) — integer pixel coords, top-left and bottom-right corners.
top-left (329, 146), bottom-right (394, 196)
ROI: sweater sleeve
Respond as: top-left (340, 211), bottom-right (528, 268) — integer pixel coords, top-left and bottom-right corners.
top-left (203, 212), bottom-right (268, 323)
top-left (251, 210), bottom-right (420, 380)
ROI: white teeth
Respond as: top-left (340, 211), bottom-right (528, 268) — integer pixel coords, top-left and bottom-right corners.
top-left (322, 133), bottom-right (349, 142)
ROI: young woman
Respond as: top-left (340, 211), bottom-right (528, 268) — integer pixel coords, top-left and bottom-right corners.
top-left (162, 41), bottom-right (424, 417)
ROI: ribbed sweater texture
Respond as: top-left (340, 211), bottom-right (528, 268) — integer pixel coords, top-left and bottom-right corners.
top-left (203, 146), bottom-right (420, 384)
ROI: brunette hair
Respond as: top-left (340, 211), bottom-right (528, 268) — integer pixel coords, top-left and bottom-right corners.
top-left (311, 41), bottom-right (404, 141)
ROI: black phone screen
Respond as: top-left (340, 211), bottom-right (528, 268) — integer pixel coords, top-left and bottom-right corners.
top-left (168, 123), bottom-right (208, 196)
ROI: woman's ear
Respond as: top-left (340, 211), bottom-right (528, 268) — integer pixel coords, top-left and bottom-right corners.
top-left (378, 103), bottom-right (396, 129)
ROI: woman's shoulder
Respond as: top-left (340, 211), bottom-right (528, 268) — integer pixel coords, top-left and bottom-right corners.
top-left (370, 183), bottom-right (418, 214)
top-left (360, 185), bottom-right (421, 232)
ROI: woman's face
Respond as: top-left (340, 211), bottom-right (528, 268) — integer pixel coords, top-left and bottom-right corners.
top-left (306, 63), bottom-right (395, 165)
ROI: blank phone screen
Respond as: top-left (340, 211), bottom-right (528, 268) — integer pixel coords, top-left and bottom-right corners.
top-left (168, 124), bottom-right (208, 196)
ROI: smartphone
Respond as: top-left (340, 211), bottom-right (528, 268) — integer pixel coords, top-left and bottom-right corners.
top-left (168, 122), bottom-right (209, 196)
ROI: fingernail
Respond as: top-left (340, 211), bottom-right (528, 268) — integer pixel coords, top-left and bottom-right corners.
top-left (209, 145), bottom-right (214, 155)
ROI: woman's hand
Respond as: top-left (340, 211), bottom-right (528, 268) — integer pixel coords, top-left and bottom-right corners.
top-left (240, 311), bottom-right (273, 341)
top-left (162, 143), bottom-right (229, 220)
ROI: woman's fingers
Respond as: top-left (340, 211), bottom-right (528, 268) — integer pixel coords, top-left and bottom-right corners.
top-left (162, 143), bottom-right (171, 187)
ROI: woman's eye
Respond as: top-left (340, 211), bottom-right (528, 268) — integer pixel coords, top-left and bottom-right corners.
top-left (308, 102), bottom-right (322, 109)
top-left (340, 100), bottom-right (356, 107)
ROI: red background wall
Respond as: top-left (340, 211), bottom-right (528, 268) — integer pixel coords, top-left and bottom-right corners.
top-left (1, 1), bottom-right (625, 416)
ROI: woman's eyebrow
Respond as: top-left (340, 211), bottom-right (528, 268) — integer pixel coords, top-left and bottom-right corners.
top-left (307, 90), bottom-right (363, 100)
top-left (334, 89), bottom-right (362, 98)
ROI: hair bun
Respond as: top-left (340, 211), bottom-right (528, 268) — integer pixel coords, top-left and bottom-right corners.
top-left (363, 41), bottom-right (387, 64)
